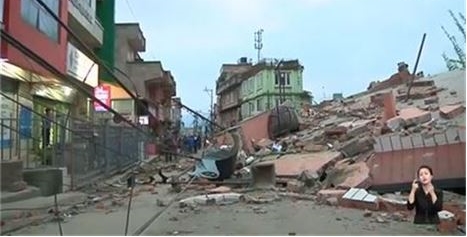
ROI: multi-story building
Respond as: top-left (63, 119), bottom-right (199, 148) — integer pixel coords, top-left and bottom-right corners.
top-left (113, 23), bottom-right (176, 135)
top-left (240, 59), bottom-right (308, 119)
top-left (66, 0), bottom-right (105, 120)
top-left (215, 57), bottom-right (252, 127)
top-left (0, 0), bottom-right (102, 157)
top-left (171, 97), bottom-right (182, 135)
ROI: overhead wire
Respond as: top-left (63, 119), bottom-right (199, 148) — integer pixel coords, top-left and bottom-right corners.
top-left (132, 176), bottom-right (196, 236)
top-left (0, 28), bottom-right (149, 137)
top-left (33, 0), bottom-right (157, 124)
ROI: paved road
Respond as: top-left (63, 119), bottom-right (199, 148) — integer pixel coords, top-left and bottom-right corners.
top-left (10, 189), bottom-right (453, 236)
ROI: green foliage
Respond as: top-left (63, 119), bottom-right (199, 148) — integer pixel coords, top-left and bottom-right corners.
top-left (442, 10), bottom-right (466, 71)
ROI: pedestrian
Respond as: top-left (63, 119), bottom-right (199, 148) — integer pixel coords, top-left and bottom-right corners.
top-left (163, 133), bottom-right (173, 162)
top-left (42, 108), bottom-right (52, 149)
top-left (407, 165), bottom-right (443, 224)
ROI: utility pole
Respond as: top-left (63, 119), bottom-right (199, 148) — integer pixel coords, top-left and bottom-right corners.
top-left (254, 29), bottom-right (264, 63)
top-left (203, 87), bottom-right (213, 135)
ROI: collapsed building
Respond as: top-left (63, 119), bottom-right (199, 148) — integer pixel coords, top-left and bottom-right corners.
top-left (211, 66), bottom-right (465, 229)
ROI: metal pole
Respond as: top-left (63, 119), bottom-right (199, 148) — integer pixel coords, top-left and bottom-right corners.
top-left (405, 33), bottom-right (427, 101)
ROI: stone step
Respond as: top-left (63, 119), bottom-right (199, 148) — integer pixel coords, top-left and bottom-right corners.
top-left (0, 186), bottom-right (41, 204)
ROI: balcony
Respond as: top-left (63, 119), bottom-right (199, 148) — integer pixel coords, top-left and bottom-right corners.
top-left (68, 0), bottom-right (103, 47)
top-left (116, 23), bottom-right (146, 52)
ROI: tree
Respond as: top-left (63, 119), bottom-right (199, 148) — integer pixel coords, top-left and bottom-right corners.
top-left (442, 10), bottom-right (466, 71)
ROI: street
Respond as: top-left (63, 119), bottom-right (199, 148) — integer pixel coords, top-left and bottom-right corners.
top-left (8, 185), bottom-right (450, 236)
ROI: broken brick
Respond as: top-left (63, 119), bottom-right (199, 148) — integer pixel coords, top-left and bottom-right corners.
top-left (317, 189), bottom-right (346, 203)
top-left (385, 116), bottom-right (404, 131)
top-left (347, 125), bottom-right (369, 138)
top-left (424, 96), bottom-right (439, 105)
top-left (207, 186), bottom-right (232, 194)
top-left (325, 126), bottom-right (348, 137)
top-left (286, 180), bottom-right (305, 193)
top-left (303, 143), bottom-right (327, 153)
top-left (257, 138), bottom-right (273, 148)
top-left (398, 107), bottom-right (432, 126)
top-left (377, 197), bottom-right (407, 213)
top-left (439, 104), bottom-right (465, 119)
top-left (298, 170), bottom-right (320, 187)
top-left (326, 197), bottom-right (339, 206)
top-left (412, 80), bottom-right (435, 87)
top-left (340, 188), bottom-right (379, 211)
top-left (333, 162), bottom-right (371, 189)
top-left (437, 219), bottom-right (458, 234)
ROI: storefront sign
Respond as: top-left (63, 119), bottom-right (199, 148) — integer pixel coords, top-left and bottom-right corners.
top-left (94, 85), bottom-right (111, 112)
top-left (66, 42), bottom-right (98, 87)
top-left (138, 116), bottom-right (149, 125)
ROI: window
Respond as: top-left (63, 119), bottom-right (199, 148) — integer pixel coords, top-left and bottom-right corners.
top-left (256, 98), bottom-right (263, 111)
top-left (275, 72), bottom-right (291, 86)
top-left (249, 102), bottom-right (254, 114)
top-left (257, 75), bottom-right (263, 91)
top-left (21, 0), bottom-right (60, 41)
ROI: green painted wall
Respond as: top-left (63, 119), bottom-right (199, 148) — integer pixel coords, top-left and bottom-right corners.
top-left (240, 68), bottom-right (304, 118)
top-left (95, 0), bottom-right (115, 82)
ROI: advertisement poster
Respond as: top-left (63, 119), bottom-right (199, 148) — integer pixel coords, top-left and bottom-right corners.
top-left (94, 85), bottom-right (111, 112)
top-left (19, 106), bottom-right (32, 139)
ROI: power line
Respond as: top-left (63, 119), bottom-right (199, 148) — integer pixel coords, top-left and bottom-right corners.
top-left (124, 0), bottom-right (138, 22)
top-left (33, 0), bottom-right (156, 124)
top-left (0, 28), bottom-right (149, 137)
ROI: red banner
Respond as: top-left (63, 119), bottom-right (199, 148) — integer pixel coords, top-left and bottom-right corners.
top-left (94, 85), bottom-right (111, 111)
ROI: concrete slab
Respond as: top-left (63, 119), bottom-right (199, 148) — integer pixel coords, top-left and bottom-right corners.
top-left (263, 151), bottom-right (342, 177)
top-left (0, 192), bottom-right (87, 223)
top-left (0, 186), bottom-right (41, 204)
top-left (325, 162), bottom-right (371, 189)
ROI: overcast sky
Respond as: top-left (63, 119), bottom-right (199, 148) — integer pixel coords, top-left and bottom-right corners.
top-left (116, 0), bottom-right (465, 125)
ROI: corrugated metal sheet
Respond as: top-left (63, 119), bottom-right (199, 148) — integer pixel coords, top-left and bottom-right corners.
top-left (368, 141), bottom-right (466, 191)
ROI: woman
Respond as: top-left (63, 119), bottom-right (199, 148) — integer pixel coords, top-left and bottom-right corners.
top-left (407, 165), bottom-right (443, 224)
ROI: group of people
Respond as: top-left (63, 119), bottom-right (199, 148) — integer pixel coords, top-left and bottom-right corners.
top-left (180, 134), bottom-right (203, 154)
top-left (161, 133), bottom-right (208, 162)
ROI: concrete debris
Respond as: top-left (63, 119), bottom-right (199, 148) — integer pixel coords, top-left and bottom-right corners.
top-left (298, 170), bottom-right (320, 187)
top-left (252, 206), bottom-right (268, 214)
top-left (179, 193), bottom-right (243, 206)
top-left (439, 104), bottom-right (465, 119)
top-left (156, 199), bottom-right (166, 207)
top-left (278, 192), bottom-right (316, 201)
top-left (286, 180), bottom-right (305, 193)
top-left (438, 210), bottom-right (456, 220)
top-left (363, 210), bottom-right (372, 217)
top-left (341, 188), bottom-right (379, 211)
top-left (325, 197), bottom-right (339, 206)
top-left (207, 186), bottom-right (232, 194)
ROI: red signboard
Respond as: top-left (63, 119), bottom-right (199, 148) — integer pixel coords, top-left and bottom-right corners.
top-left (94, 85), bottom-right (111, 111)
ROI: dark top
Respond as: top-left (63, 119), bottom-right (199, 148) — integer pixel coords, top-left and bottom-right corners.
top-left (407, 188), bottom-right (443, 224)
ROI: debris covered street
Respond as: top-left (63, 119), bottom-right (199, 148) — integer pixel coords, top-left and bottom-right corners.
top-left (0, 0), bottom-right (465, 236)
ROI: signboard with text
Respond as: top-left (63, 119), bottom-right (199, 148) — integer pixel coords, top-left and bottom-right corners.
top-left (94, 85), bottom-right (111, 112)
top-left (66, 42), bottom-right (98, 87)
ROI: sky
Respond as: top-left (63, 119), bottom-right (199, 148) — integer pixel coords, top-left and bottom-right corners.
top-left (115, 0), bottom-right (466, 125)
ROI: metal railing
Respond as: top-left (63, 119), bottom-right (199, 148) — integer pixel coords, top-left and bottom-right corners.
top-left (0, 92), bottom-right (150, 189)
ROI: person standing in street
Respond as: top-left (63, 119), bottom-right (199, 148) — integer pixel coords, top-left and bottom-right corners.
top-left (42, 108), bottom-right (52, 148)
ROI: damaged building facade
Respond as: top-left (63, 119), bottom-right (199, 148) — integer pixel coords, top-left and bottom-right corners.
top-left (216, 58), bottom-right (311, 127)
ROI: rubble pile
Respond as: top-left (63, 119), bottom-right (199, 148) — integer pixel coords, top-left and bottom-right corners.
top-left (230, 72), bottom-right (466, 227)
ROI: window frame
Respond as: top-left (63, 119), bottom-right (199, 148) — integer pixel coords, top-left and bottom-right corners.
top-left (20, 0), bottom-right (60, 42)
